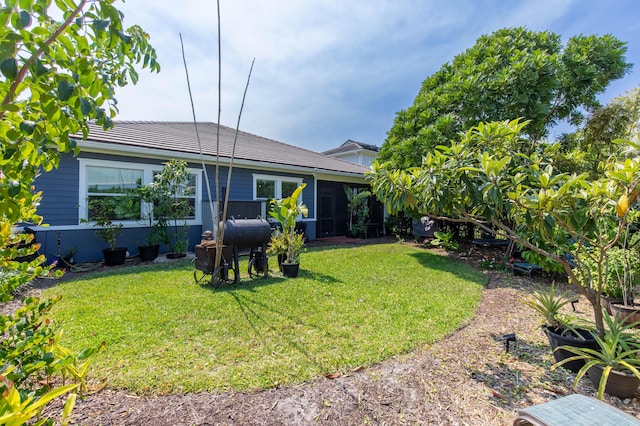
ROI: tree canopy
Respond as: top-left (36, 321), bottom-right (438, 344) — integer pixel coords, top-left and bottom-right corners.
top-left (555, 86), bottom-right (640, 178)
top-left (0, 0), bottom-right (159, 420)
top-left (370, 119), bottom-right (640, 335)
top-left (377, 27), bottom-right (631, 168)
top-left (1, 0), bottom-right (159, 295)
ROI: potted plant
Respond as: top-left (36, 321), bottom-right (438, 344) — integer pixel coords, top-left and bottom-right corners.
top-left (553, 311), bottom-right (640, 399)
top-left (153, 160), bottom-right (192, 259)
top-left (522, 284), bottom-right (598, 373)
top-left (135, 185), bottom-right (167, 261)
top-left (268, 183), bottom-right (308, 277)
top-left (605, 244), bottom-right (640, 326)
top-left (344, 185), bottom-right (371, 238)
top-left (58, 247), bottom-right (76, 267)
top-left (266, 231), bottom-right (287, 272)
top-left (280, 233), bottom-right (305, 278)
top-left (83, 198), bottom-right (128, 266)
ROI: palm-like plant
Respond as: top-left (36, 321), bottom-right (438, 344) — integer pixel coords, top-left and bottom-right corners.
top-left (522, 285), bottom-right (573, 331)
top-left (268, 184), bottom-right (308, 264)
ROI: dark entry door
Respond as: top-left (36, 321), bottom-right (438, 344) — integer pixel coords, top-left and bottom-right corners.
top-left (318, 186), bottom-right (335, 237)
top-left (317, 181), bottom-right (350, 237)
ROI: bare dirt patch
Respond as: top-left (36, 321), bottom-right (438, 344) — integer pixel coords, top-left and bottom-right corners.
top-left (16, 240), bottom-right (640, 425)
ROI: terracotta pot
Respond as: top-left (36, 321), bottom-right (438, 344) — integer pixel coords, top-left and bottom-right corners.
top-left (610, 303), bottom-right (640, 328)
top-left (587, 365), bottom-right (640, 398)
top-left (601, 295), bottom-right (623, 315)
top-left (545, 326), bottom-right (598, 374)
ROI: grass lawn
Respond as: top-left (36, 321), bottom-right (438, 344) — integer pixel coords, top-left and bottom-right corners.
top-left (43, 243), bottom-right (485, 394)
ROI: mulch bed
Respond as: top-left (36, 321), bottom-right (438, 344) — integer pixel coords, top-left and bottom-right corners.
top-left (10, 238), bottom-right (640, 425)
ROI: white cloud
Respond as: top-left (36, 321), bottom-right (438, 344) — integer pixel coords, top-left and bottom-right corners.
top-left (112, 0), bottom-right (640, 151)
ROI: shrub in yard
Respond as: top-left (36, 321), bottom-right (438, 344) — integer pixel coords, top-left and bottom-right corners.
top-left (0, 0), bottom-right (158, 422)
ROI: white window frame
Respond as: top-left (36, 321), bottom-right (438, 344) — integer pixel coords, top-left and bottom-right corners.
top-left (78, 158), bottom-right (202, 226)
top-left (253, 174), bottom-right (303, 200)
top-left (253, 174), bottom-right (304, 218)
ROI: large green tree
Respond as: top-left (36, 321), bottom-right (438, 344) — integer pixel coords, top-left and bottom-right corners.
top-left (378, 27), bottom-right (631, 168)
top-left (0, 0), bottom-right (158, 421)
top-left (370, 119), bottom-right (640, 336)
top-left (1, 0), bottom-right (159, 294)
top-left (555, 86), bottom-right (640, 178)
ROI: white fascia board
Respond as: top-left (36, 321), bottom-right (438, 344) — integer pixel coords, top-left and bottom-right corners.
top-left (77, 140), bottom-right (367, 180)
top-left (329, 148), bottom-right (378, 157)
top-left (313, 171), bottom-right (368, 184)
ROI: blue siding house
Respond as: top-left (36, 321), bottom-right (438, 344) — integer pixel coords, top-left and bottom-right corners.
top-left (29, 121), bottom-right (370, 263)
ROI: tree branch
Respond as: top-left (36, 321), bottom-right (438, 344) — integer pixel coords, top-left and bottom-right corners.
top-left (0, 0), bottom-right (88, 121)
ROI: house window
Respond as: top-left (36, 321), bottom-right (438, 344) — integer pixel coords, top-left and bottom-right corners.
top-left (79, 159), bottom-right (201, 224)
top-left (253, 174), bottom-right (303, 200)
top-left (282, 181), bottom-right (299, 199)
top-left (86, 166), bottom-right (144, 220)
top-left (256, 179), bottom-right (276, 199)
top-left (152, 171), bottom-right (197, 219)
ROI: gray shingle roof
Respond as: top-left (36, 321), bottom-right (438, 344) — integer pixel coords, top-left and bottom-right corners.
top-left (322, 139), bottom-right (379, 155)
top-left (81, 121), bottom-right (369, 175)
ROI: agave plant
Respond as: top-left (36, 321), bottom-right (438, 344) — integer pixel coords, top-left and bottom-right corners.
top-left (552, 311), bottom-right (640, 399)
top-left (521, 284), bottom-right (574, 332)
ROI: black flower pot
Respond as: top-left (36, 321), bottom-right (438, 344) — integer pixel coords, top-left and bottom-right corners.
top-left (587, 365), bottom-right (640, 398)
top-left (138, 245), bottom-right (159, 261)
top-left (103, 247), bottom-right (127, 266)
top-left (277, 254), bottom-right (286, 273)
top-left (281, 262), bottom-right (300, 278)
top-left (545, 326), bottom-right (598, 373)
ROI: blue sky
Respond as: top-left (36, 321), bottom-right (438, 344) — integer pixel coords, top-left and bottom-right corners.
top-left (113, 0), bottom-right (640, 153)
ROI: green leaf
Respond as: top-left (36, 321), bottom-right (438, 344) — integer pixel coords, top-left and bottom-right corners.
top-left (117, 30), bottom-right (131, 44)
top-left (80, 97), bottom-right (92, 116)
top-left (92, 19), bottom-right (109, 32)
top-left (62, 393), bottom-right (77, 422)
top-left (19, 10), bottom-right (31, 28)
top-left (543, 214), bottom-right (555, 235)
top-left (0, 103), bottom-right (20, 112)
top-left (8, 179), bottom-right (21, 197)
top-left (19, 121), bottom-right (35, 135)
top-left (0, 57), bottom-right (18, 79)
top-left (57, 80), bottom-right (75, 101)
top-left (33, 57), bottom-right (49, 76)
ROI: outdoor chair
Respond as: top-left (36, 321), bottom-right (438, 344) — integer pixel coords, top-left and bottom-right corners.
top-left (511, 261), bottom-right (543, 278)
top-left (472, 238), bottom-right (510, 248)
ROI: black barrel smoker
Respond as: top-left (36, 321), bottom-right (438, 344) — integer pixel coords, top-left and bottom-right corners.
top-left (194, 218), bottom-right (272, 287)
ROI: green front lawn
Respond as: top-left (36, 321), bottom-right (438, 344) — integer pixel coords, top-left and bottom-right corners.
top-left (44, 243), bottom-right (485, 394)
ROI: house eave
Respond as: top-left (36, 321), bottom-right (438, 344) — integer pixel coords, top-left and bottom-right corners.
top-left (328, 148), bottom-right (378, 157)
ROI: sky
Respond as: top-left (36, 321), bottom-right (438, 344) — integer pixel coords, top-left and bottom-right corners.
top-left (112, 0), bottom-right (640, 153)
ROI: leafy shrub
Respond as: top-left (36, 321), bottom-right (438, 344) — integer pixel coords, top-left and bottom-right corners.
top-left (575, 247), bottom-right (640, 302)
top-left (430, 229), bottom-right (459, 251)
top-left (478, 255), bottom-right (513, 271)
top-left (0, 297), bottom-right (105, 424)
